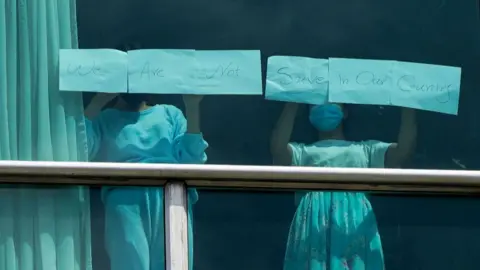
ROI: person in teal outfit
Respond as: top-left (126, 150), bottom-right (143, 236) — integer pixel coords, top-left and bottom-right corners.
top-left (84, 90), bottom-right (206, 270)
top-left (271, 103), bottom-right (416, 270)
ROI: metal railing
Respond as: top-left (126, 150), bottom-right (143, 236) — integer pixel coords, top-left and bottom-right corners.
top-left (1, 160), bottom-right (479, 193)
top-left (1, 160), bottom-right (480, 270)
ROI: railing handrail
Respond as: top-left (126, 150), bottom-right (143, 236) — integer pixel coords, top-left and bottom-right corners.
top-left (0, 160), bottom-right (476, 185)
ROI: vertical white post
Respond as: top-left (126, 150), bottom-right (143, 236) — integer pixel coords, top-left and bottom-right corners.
top-left (165, 181), bottom-right (189, 270)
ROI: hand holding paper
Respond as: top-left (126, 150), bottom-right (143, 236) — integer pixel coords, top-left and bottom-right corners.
top-left (94, 92), bottom-right (119, 104)
top-left (183, 94), bottom-right (204, 106)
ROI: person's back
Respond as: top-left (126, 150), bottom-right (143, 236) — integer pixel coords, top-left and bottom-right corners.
top-left (90, 104), bottom-right (201, 164)
top-left (85, 92), bottom-right (206, 270)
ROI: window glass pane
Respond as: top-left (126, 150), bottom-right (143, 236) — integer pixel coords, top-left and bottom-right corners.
top-left (0, 185), bottom-right (165, 270)
top-left (191, 188), bottom-right (480, 270)
top-left (73, 0), bottom-right (477, 170)
top-left (3, 0), bottom-right (479, 269)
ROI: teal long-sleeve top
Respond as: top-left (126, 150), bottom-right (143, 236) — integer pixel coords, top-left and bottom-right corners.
top-left (85, 104), bottom-right (208, 200)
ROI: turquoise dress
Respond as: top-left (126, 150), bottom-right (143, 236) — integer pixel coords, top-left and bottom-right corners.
top-left (85, 104), bottom-right (208, 270)
top-left (284, 139), bottom-right (390, 270)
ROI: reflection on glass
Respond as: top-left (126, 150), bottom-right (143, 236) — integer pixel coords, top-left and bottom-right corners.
top-left (191, 190), bottom-right (480, 270)
top-left (84, 43), bottom-right (207, 269)
top-left (103, 187), bottom-right (166, 270)
top-left (234, 102), bottom-right (418, 269)
top-left (2, 0), bottom-right (477, 268)
top-left (0, 185), bottom-right (168, 270)
top-left (0, 2), bottom-right (89, 270)
top-left (0, 185), bottom-right (91, 270)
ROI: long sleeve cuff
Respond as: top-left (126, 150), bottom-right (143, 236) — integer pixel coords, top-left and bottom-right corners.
top-left (177, 133), bottom-right (208, 163)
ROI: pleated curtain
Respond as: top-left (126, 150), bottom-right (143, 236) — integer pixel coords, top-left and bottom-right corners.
top-left (0, 0), bottom-right (92, 269)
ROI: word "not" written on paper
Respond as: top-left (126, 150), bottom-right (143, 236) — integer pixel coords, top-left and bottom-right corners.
top-left (191, 50), bottom-right (262, 95)
top-left (194, 62), bottom-right (240, 80)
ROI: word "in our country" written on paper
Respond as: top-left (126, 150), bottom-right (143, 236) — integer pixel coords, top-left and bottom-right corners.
top-left (328, 58), bottom-right (461, 115)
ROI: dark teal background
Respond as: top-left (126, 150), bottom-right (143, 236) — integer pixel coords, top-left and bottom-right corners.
top-left (78, 0), bottom-right (480, 268)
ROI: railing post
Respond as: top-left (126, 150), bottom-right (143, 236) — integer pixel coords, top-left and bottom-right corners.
top-left (165, 181), bottom-right (189, 270)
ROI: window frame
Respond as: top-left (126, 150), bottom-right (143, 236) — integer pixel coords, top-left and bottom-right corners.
top-left (1, 160), bottom-right (480, 270)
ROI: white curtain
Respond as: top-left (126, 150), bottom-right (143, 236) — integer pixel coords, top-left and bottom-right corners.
top-left (0, 0), bottom-right (92, 269)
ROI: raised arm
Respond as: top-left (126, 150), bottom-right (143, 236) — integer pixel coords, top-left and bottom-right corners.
top-left (184, 95), bottom-right (202, 134)
top-left (385, 108), bottom-right (417, 168)
top-left (172, 95), bottom-right (208, 164)
top-left (83, 93), bottom-right (117, 160)
top-left (270, 102), bottom-right (299, 166)
top-left (84, 93), bottom-right (118, 119)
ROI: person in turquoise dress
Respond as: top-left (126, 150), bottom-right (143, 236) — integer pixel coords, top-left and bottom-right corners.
top-left (271, 102), bottom-right (416, 270)
top-left (84, 91), bottom-right (206, 270)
